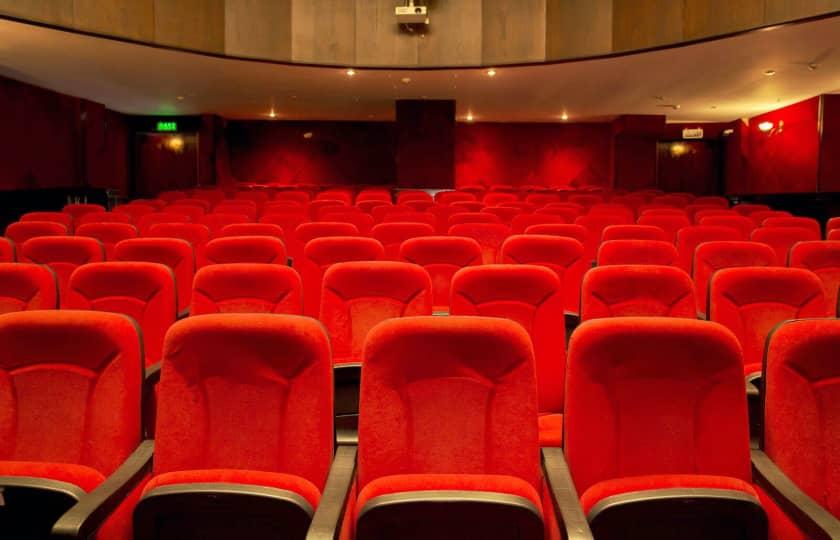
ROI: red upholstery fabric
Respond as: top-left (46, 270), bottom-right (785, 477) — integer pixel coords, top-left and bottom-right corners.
top-left (316, 190), bottom-right (353, 205)
top-left (213, 203), bottom-right (258, 221)
top-left (749, 210), bottom-right (792, 226)
top-left (0, 461), bottom-right (106, 492)
top-left (435, 191), bottom-right (477, 204)
top-left (482, 206), bottom-right (521, 225)
top-left (152, 314), bottom-right (333, 496)
top-left (173, 198), bottom-right (212, 211)
top-left (536, 206), bottom-right (583, 222)
top-left (499, 201), bottom-right (537, 213)
top-left (499, 234), bottom-right (586, 314)
top-left (158, 191), bottom-right (187, 203)
top-left (581, 474), bottom-right (759, 515)
top-left (692, 241), bottom-right (776, 317)
top-left (789, 241), bottom-right (840, 313)
top-left (694, 196), bottom-right (729, 208)
top-left (77, 212), bottom-right (134, 227)
top-left (755, 484), bottom-right (808, 540)
top-left (273, 190), bottom-right (312, 204)
top-left (597, 239), bottom-right (678, 266)
top-left (0, 237), bottom-right (14, 262)
top-left (399, 236), bottom-right (482, 312)
top-left (131, 199), bottom-right (167, 210)
top-left (75, 223), bottom-right (138, 260)
top-left (538, 414), bottom-right (563, 447)
top-left (299, 236), bottom-right (385, 317)
top-left (113, 238), bottom-right (195, 315)
top-left (449, 212), bottom-right (502, 227)
top-left (0, 263), bottom-right (58, 313)
top-left (259, 211), bottom-right (310, 261)
top-left (137, 213), bottom-right (191, 235)
top-left (449, 201), bottom-right (486, 213)
top-left (763, 319), bottom-right (840, 518)
top-left (698, 215), bottom-right (756, 238)
top-left (601, 224), bottom-right (667, 242)
top-left (5, 221), bottom-right (68, 255)
top-left (217, 222), bottom-right (284, 240)
top-left (234, 191), bottom-right (270, 206)
top-left (575, 214), bottom-right (634, 261)
top-left (402, 199), bottom-right (435, 212)
top-left (191, 263), bottom-right (302, 315)
top-left (734, 203), bottom-right (771, 216)
top-left (569, 194), bottom-right (604, 208)
top-left (450, 265), bottom-right (566, 424)
top-left (62, 203), bottom-right (106, 223)
top-left (694, 209), bottom-right (738, 223)
top-left (524, 223), bottom-right (588, 244)
top-left (197, 213), bottom-right (252, 237)
top-left (565, 318), bottom-right (751, 498)
top-left (827, 217), bottom-right (840, 238)
top-left (65, 262), bottom-right (177, 366)
top-left (651, 194), bottom-right (693, 207)
top-left (205, 236), bottom-right (287, 265)
top-left (685, 205), bottom-right (723, 221)
top-left (525, 193), bottom-right (562, 206)
top-left (580, 265), bottom-right (695, 320)
top-left (164, 204), bottom-right (207, 222)
top-left (448, 223), bottom-right (509, 264)
top-left (751, 226), bottom-right (822, 265)
top-left (320, 261), bottom-right (432, 364)
top-left (589, 205), bottom-right (635, 222)
top-left (396, 191), bottom-right (432, 204)
top-left (21, 211), bottom-right (74, 232)
top-left (307, 200), bottom-right (348, 220)
top-left (640, 208), bottom-right (688, 218)
top-left (0, 310), bottom-right (142, 477)
top-left (483, 192), bottom-right (519, 206)
top-left (358, 316), bottom-right (541, 492)
top-left (381, 212), bottom-right (437, 229)
top-left (708, 267), bottom-right (829, 375)
top-left (320, 211), bottom-right (375, 234)
top-left (145, 223), bottom-right (211, 268)
top-left (676, 225), bottom-right (747, 272)
top-left (20, 236), bottom-right (105, 305)
top-left (371, 222), bottom-right (435, 260)
top-left (829, 229), bottom-right (840, 241)
top-left (294, 222), bottom-right (360, 262)
top-left (511, 214), bottom-right (567, 234)
top-left (358, 189), bottom-right (393, 203)
top-left (637, 214), bottom-right (691, 243)
top-left (371, 204), bottom-right (413, 223)
top-left (142, 469), bottom-right (321, 510)
top-left (263, 201), bottom-right (305, 215)
top-left (763, 217), bottom-right (821, 235)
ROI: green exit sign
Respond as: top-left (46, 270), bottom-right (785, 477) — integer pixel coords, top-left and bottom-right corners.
top-left (156, 121), bottom-right (178, 132)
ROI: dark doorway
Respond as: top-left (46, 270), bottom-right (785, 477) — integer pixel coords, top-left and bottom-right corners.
top-left (656, 140), bottom-right (722, 195)
top-left (134, 132), bottom-right (199, 196)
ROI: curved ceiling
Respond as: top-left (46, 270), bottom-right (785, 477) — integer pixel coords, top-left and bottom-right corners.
top-left (0, 15), bottom-right (839, 123)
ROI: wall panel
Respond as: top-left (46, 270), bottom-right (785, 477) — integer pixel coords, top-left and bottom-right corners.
top-left (683, 0), bottom-right (765, 40)
top-left (154, 0), bottom-right (225, 53)
top-left (291, 0), bottom-right (355, 65)
top-left (225, 0), bottom-right (291, 60)
top-left (765, 0), bottom-right (840, 23)
top-left (73, 0), bottom-right (154, 42)
top-left (417, 0), bottom-right (482, 66)
top-left (355, 0), bottom-right (418, 66)
top-left (481, 0), bottom-right (546, 65)
top-left (612, 0), bottom-right (683, 51)
top-left (545, 0), bottom-right (613, 60)
top-left (0, 0), bottom-right (73, 26)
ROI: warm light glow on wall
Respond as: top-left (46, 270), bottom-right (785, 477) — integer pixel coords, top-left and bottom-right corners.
top-left (758, 121), bottom-right (774, 132)
top-left (670, 142), bottom-right (689, 157)
top-left (164, 135), bottom-right (185, 153)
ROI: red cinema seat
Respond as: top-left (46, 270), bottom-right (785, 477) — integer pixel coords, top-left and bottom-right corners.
top-left (205, 236), bottom-right (287, 265)
top-left (157, 190), bottom-right (188, 203)
top-left (191, 263), bottom-right (303, 315)
top-left (694, 208), bottom-right (738, 223)
top-left (172, 198), bottom-right (212, 212)
top-left (293, 222), bottom-right (359, 264)
top-left (137, 212), bottom-right (191, 235)
top-left (749, 210), bottom-right (792, 226)
top-left (113, 238), bottom-right (195, 317)
top-left (482, 206), bottom-right (522, 225)
top-left (218, 222), bottom-right (285, 240)
top-left (0, 263), bottom-right (57, 313)
top-left (751, 226), bottom-right (821, 265)
top-left (163, 204), bottom-right (206, 222)
top-left (260, 211), bottom-right (309, 256)
top-left (62, 203), bottom-right (106, 223)
top-left (397, 190), bottom-right (432, 204)
top-left (402, 199), bottom-right (435, 212)
top-left (197, 213), bottom-right (252, 237)
top-left (380, 211), bottom-right (436, 228)
top-left (651, 193), bottom-right (693, 207)
top-left (263, 201), bottom-right (305, 216)
top-left (789, 241), bottom-right (840, 314)
top-left (299, 236), bottom-right (385, 317)
top-left (346, 316), bottom-right (562, 539)
top-left (709, 267), bottom-right (829, 376)
top-left (637, 214), bottom-right (692, 243)
top-left (450, 265), bottom-right (566, 446)
top-left (448, 212), bottom-right (502, 227)
top-left (448, 223), bottom-right (509, 265)
top-left (762, 217), bottom-right (821, 236)
top-left (75, 222), bottom-right (138, 260)
top-left (827, 217), bottom-right (840, 238)
top-left (357, 188), bottom-right (393, 203)
top-left (575, 214), bottom-right (633, 261)
top-left (639, 208), bottom-right (689, 218)
top-left (320, 261), bottom-right (432, 365)
top-left (234, 190), bottom-right (270, 206)
top-left (429, 204), bottom-right (457, 233)
top-left (525, 223), bottom-right (588, 244)
top-left (602, 224), bottom-right (667, 242)
top-left (580, 265), bottom-right (695, 320)
top-left (65, 262), bottom-right (176, 367)
top-left (511, 214), bottom-right (567, 234)
top-left (500, 234), bottom-right (586, 315)
top-left (694, 196), bottom-right (729, 208)
top-left (320, 210), bottom-right (375, 234)
top-left (434, 190), bottom-right (477, 205)
top-left (131, 199), bottom-right (167, 210)
top-left (0, 237), bottom-right (14, 262)
top-left (540, 202), bottom-right (584, 217)
top-left (565, 317), bottom-right (768, 538)
top-left (0, 310), bottom-right (147, 540)
top-left (399, 236), bottom-right (482, 313)
top-left (734, 203), bottom-right (771, 216)
top-left (213, 202), bottom-right (258, 221)
top-left (273, 190), bottom-right (311, 204)
top-left (76, 212), bottom-right (133, 227)
top-left (569, 193), bottom-right (604, 208)
top-left (482, 192), bottom-right (518, 206)
top-left (20, 211), bottom-right (74, 232)
top-left (19, 236), bottom-right (105, 305)
top-left (676, 225), bottom-right (747, 272)
top-left (692, 241), bottom-right (776, 318)
top-left (525, 193), bottom-right (563, 206)
top-left (132, 314), bottom-right (333, 540)
top-left (597, 239), bottom-right (678, 266)
top-left (371, 222), bottom-right (435, 260)
top-left (685, 204), bottom-right (725, 222)
top-left (499, 201), bottom-right (537, 213)
top-left (316, 189), bottom-right (354, 205)
top-left (449, 200), bottom-right (485, 213)
top-left (753, 319), bottom-right (840, 537)
top-left (5, 221), bottom-right (68, 256)
top-left (146, 223), bottom-right (211, 268)
top-left (588, 206), bottom-right (635, 223)
top-left (308, 200), bottom-right (348, 221)
top-left (371, 204), bottom-right (412, 223)
top-left (698, 215), bottom-right (756, 238)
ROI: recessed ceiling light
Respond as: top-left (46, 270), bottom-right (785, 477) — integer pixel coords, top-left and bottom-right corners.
top-left (560, 112), bottom-right (569, 121)
top-left (466, 113), bottom-right (474, 122)
top-left (401, 77), bottom-right (411, 84)
top-left (764, 69), bottom-right (776, 76)
top-left (346, 68), bottom-right (356, 77)
top-left (303, 132), bottom-right (313, 139)
top-left (486, 68), bottom-right (497, 77)
top-left (269, 109), bottom-right (277, 118)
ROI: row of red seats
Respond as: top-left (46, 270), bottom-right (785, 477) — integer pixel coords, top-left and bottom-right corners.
top-left (1, 311), bottom-right (836, 538)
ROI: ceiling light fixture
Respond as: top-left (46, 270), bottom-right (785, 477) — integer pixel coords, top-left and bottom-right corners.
top-left (466, 113), bottom-right (474, 122)
top-left (401, 77), bottom-right (411, 84)
top-left (346, 68), bottom-right (356, 77)
top-left (722, 128), bottom-right (734, 136)
top-left (486, 68), bottom-right (497, 77)
top-left (560, 112), bottom-right (569, 121)
top-left (764, 69), bottom-right (776, 76)
top-left (269, 109), bottom-right (277, 118)
top-left (758, 121), bottom-right (774, 132)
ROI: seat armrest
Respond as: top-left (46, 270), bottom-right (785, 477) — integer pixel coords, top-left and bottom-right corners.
top-left (541, 447), bottom-right (594, 540)
top-left (745, 373), bottom-right (762, 398)
top-left (752, 449), bottom-right (840, 540)
top-left (144, 362), bottom-right (161, 386)
top-left (52, 439), bottom-right (154, 539)
top-left (305, 445), bottom-right (357, 540)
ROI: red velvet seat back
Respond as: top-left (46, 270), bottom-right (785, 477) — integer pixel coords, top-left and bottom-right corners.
top-left (77, 212), bottom-right (133, 227)
top-left (449, 201), bottom-right (485, 213)
top-left (482, 192), bottom-right (518, 206)
top-left (21, 212), bottom-right (74, 232)
top-left (5, 222), bottom-right (68, 255)
top-left (164, 205), bottom-right (207, 222)
top-left (733, 203), bottom-right (770, 216)
top-left (694, 196), bottom-right (729, 208)
top-left (358, 189), bottom-right (393, 203)
top-left (65, 262), bottom-right (176, 367)
top-left (315, 190), bottom-right (353, 205)
top-left (581, 265), bottom-right (695, 320)
top-left (568, 194), bottom-right (604, 209)
top-left (447, 223), bottom-right (509, 264)
top-left (694, 209), bottom-right (738, 223)
top-left (697, 215), bottom-right (756, 238)
top-left (601, 224), bottom-right (667, 242)
top-left (565, 317), bottom-right (751, 496)
top-left (500, 234), bottom-right (586, 314)
top-left (205, 236), bottom-right (287, 265)
top-left (153, 314), bottom-right (332, 493)
top-left (448, 212), bottom-right (502, 227)
top-left (217, 222), bottom-right (285, 240)
top-left (511, 214), bottom-right (567, 234)
top-left (450, 265), bottom-right (565, 415)
top-left (0, 238), bottom-right (14, 262)
top-left (320, 261), bottom-right (432, 364)
top-left (827, 217), bottom-right (840, 238)
top-left (300, 237), bottom-right (385, 317)
top-left (20, 236), bottom-right (105, 305)
top-left (214, 203), bottom-right (258, 221)
top-left (397, 190), bottom-right (432, 204)
top-left (175, 198), bottom-right (213, 212)
top-left (597, 239), bottom-right (678, 266)
top-left (371, 204), bottom-right (412, 223)
top-left (692, 241), bottom-right (776, 317)
top-left (709, 267), bottom-right (829, 374)
top-left (358, 316), bottom-right (540, 491)
top-left (676, 225), bottom-right (746, 272)
top-left (319, 211), bottom-right (375, 235)
top-left (434, 191), bottom-right (476, 205)
top-left (380, 212), bottom-right (437, 228)
top-left (113, 238), bottom-right (195, 315)
top-left (751, 226), bottom-right (822, 265)
top-left (637, 214), bottom-right (691, 243)
top-left (273, 190), bottom-right (311, 204)
top-left (482, 206), bottom-right (521, 225)
top-left (137, 213), bottom-right (191, 235)
top-left (0, 263), bottom-right (57, 313)
top-left (197, 213), bottom-right (252, 237)
top-left (62, 203), bottom-right (106, 223)
top-left (763, 319), bottom-right (840, 518)
top-left (191, 263), bottom-right (302, 315)
top-left (371, 222), bottom-right (435, 260)
top-left (0, 310), bottom-right (142, 475)
top-left (399, 236), bottom-right (482, 312)
top-left (307, 200), bottom-right (348, 220)
top-left (651, 194), bottom-right (693, 207)
top-left (763, 217), bottom-right (821, 235)
top-left (789, 240), bottom-right (840, 313)
top-left (749, 210), bottom-right (792, 226)
top-left (145, 223), bottom-right (211, 269)
top-left (75, 223), bottom-right (138, 260)
top-left (575, 214), bottom-right (633, 260)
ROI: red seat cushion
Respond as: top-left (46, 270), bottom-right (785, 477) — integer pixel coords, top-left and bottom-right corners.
top-left (0, 461), bottom-right (105, 493)
top-left (580, 474), bottom-right (759, 516)
top-left (143, 469), bottom-right (321, 509)
top-left (538, 414), bottom-right (563, 447)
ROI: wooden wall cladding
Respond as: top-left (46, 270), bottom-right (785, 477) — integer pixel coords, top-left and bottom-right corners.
top-left (0, 0), bottom-right (838, 66)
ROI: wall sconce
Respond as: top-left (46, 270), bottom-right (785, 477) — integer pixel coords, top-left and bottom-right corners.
top-left (670, 142), bottom-right (690, 157)
top-left (164, 135), bottom-right (185, 153)
top-left (758, 121), bottom-right (774, 132)
top-left (758, 120), bottom-right (784, 135)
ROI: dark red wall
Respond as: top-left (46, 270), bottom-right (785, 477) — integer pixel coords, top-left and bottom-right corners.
top-left (819, 94), bottom-right (840, 192)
